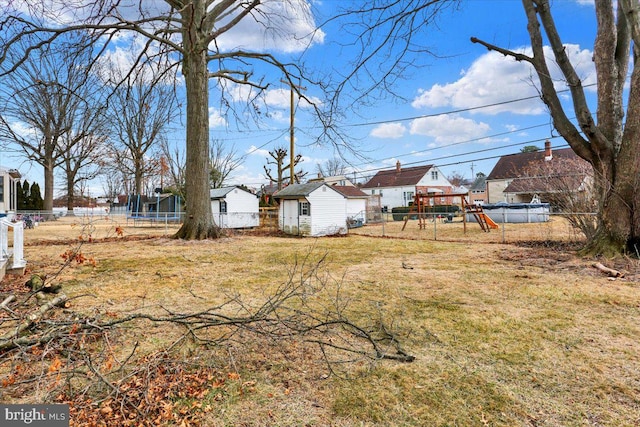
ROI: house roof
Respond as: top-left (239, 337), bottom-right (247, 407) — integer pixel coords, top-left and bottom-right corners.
top-left (503, 174), bottom-right (586, 194)
top-left (210, 186), bottom-right (254, 199)
top-left (272, 182), bottom-right (328, 199)
top-left (362, 164), bottom-right (433, 188)
top-left (487, 147), bottom-right (579, 180)
top-left (332, 185), bottom-right (369, 198)
top-left (489, 147), bottom-right (589, 194)
top-left (0, 166), bottom-right (21, 179)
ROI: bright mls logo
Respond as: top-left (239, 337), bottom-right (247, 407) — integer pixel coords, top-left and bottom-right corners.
top-left (1, 405), bottom-right (69, 426)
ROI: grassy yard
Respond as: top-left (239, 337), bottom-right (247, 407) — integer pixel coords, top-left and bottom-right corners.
top-left (1, 216), bottom-right (639, 426)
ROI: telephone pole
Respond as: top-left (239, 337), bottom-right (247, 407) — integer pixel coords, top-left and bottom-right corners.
top-left (281, 79), bottom-right (306, 185)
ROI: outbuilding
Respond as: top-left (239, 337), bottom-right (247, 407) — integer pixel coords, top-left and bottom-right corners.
top-left (210, 186), bottom-right (259, 229)
top-left (332, 185), bottom-right (369, 227)
top-left (273, 182), bottom-right (347, 236)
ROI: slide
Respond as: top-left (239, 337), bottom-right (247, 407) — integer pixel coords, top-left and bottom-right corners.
top-left (479, 213), bottom-right (499, 229)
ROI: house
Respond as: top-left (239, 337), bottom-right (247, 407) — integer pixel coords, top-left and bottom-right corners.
top-left (486, 141), bottom-right (589, 204)
top-left (332, 185), bottom-right (369, 226)
top-left (210, 186), bottom-right (259, 229)
top-left (0, 166), bottom-right (21, 215)
top-left (361, 161), bottom-right (455, 211)
top-left (468, 173), bottom-right (488, 205)
top-left (273, 182), bottom-right (347, 236)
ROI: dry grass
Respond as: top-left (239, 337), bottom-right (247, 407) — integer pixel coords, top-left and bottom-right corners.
top-left (2, 216), bottom-right (640, 426)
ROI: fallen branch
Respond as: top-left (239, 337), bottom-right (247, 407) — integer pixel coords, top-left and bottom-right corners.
top-left (0, 295), bottom-right (16, 313)
top-left (592, 262), bottom-right (624, 278)
top-left (0, 293), bottom-right (68, 345)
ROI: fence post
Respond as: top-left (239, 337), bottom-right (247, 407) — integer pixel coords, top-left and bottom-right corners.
top-left (433, 212), bottom-right (437, 240)
top-left (11, 221), bottom-right (25, 269)
top-left (0, 220), bottom-right (8, 260)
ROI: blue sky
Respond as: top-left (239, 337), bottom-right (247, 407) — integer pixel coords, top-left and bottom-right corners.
top-left (213, 0), bottom-right (599, 189)
top-left (0, 0), bottom-right (601, 195)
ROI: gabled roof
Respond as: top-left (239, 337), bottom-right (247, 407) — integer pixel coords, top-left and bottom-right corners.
top-left (272, 182), bottom-right (328, 199)
top-left (210, 186), bottom-right (255, 199)
top-left (489, 147), bottom-right (589, 194)
top-left (362, 164), bottom-right (433, 188)
top-left (487, 148), bottom-right (579, 180)
top-left (332, 185), bottom-right (368, 198)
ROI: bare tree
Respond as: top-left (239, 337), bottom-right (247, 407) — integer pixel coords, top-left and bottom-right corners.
top-left (159, 138), bottom-right (186, 199)
top-left (516, 157), bottom-right (597, 240)
top-left (56, 75), bottom-right (110, 211)
top-left (316, 157), bottom-right (348, 178)
top-left (264, 147), bottom-right (307, 190)
top-left (471, 0), bottom-right (640, 256)
top-left (209, 139), bottom-right (240, 189)
top-left (0, 1), bottom-right (457, 238)
top-left (0, 36), bottom-right (100, 216)
top-left (100, 172), bottom-right (124, 205)
top-left (106, 62), bottom-right (177, 196)
top-left (447, 171), bottom-right (466, 188)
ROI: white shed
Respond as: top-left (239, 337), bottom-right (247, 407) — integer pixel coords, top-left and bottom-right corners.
top-left (210, 186), bottom-right (259, 229)
top-left (273, 182), bottom-right (347, 236)
top-left (332, 185), bottom-right (369, 227)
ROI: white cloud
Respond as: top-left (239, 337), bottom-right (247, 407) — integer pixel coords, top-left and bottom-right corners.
top-left (246, 145), bottom-right (271, 157)
top-left (412, 44), bottom-right (596, 115)
top-left (370, 123), bottom-right (407, 139)
top-left (214, 0), bottom-right (325, 54)
top-left (409, 114), bottom-right (490, 145)
top-left (209, 108), bottom-right (227, 128)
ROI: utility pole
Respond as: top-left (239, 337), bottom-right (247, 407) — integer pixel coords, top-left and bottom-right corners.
top-left (470, 162), bottom-right (476, 178)
top-left (281, 79), bottom-right (306, 185)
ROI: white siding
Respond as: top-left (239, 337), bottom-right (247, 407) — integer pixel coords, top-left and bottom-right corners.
top-left (346, 198), bottom-right (367, 224)
top-left (279, 199), bottom-right (313, 235)
top-left (307, 186), bottom-right (347, 236)
top-left (211, 188), bottom-right (259, 228)
top-left (369, 185), bottom-right (416, 210)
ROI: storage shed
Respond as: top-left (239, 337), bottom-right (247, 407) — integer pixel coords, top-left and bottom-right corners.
top-left (332, 185), bottom-right (369, 227)
top-left (273, 182), bottom-right (347, 236)
top-left (210, 186), bottom-right (259, 229)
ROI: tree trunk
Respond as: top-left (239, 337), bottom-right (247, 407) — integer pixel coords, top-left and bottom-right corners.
top-left (66, 166), bottom-right (75, 212)
top-left (134, 156), bottom-right (143, 195)
top-left (174, 1), bottom-right (221, 240)
top-left (43, 157), bottom-right (54, 219)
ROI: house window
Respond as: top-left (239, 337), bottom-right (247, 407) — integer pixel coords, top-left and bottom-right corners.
top-left (220, 201), bottom-right (227, 213)
top-left (404, 191), bottom-right (414, 205)
top-left (431, 170), bottom-right (438, 180)
top-left (371, 190), bottom-right (376, 195)
top-left (299, 201), bottom-right (310, 216)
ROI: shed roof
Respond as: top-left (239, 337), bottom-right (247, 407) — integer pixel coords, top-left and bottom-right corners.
top-left (210, 186), bottom-right (255, 199)
top-left (332, 185), bottom-right (369, 198)
top-left (362, 164), bottom-right (433, 188)
top-left (273, 182), bottom-right (330, 199)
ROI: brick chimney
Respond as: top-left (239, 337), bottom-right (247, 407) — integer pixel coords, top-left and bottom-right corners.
top-left (396, 160), bottom-right (401, 172)
top-left (544, 140), bottom-right (552, 161)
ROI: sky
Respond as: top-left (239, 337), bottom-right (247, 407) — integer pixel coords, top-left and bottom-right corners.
top-left (217, 0), bottom-right (598, 189)
top-left (0, 0), bottom-right (603, 196)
